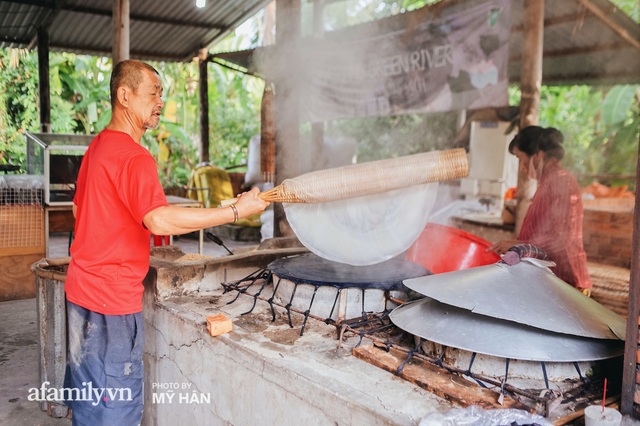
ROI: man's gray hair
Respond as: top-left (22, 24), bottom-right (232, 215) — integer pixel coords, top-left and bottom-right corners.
top-left (110, 60), bottom-right (160, 108)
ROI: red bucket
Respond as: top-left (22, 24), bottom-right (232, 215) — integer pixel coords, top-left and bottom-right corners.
top-left (405, 223), bottom-right (500, 274)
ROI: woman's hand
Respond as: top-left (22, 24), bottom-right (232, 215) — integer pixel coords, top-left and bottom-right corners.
top-left (487, 239), bottom-right (521, 255)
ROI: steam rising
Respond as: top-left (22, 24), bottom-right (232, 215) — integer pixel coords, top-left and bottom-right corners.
top-left (251, 1), bottom-right (512, 260)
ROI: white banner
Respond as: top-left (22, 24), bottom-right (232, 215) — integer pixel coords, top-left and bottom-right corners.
top-left (298, 0), bottom-right (511, 122)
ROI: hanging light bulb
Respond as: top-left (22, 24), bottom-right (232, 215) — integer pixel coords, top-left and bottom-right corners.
top-left (196, 0), bottom-right (206, 8)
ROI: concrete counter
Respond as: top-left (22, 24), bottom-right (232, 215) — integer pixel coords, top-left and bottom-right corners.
top-left (143, 248), bottom-right (452, 425)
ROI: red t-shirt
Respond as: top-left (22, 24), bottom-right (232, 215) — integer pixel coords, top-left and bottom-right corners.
top-left (65, 130), bottom-right (168, 315)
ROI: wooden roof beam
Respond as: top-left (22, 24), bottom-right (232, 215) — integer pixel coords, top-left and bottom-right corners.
top-left (511, 12), bottom-right (588, 32)
top-left (60, 4), bottom-right (221, 30)
top-left (1, 0), bottom-right (52, 6)
top-left (575, 0), bottom-right (640, 50)
top-left (42, 42), bottom-right (191, 62)
top-left (510, 41), bottom-right (636, 60)
top-left (0, 35), bottom-right (31, 44)
top-left (538, 70), bottom-right (640, 84)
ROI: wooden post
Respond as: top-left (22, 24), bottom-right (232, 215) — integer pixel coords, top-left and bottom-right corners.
top-left (260, 82), bottom-right (276, 183)
top-left (621, 133), bottom-right (640, 416)
top-left (264, 1), bottom-right (275, 46)
top-left (261, 2), bottom-right (276, 184)
top-left (112, 0), bottom-right (130, 64)
top-left (515, 0), bottom-right (544, 235)
top-left (310, 0), bottom-right (325, 171)
top-left (199, 50), bottom-right (210, 164)
top-left (37, 28), bottom-right (50, 133)
top-left (273, 0), bottom-right (301, 238)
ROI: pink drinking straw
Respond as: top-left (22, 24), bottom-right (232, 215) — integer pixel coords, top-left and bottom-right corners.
top-left (602, 378), bottom-right (608, 414)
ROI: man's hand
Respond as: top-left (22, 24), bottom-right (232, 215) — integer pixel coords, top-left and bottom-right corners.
top-left (233, 187), bottom-right (270, 219)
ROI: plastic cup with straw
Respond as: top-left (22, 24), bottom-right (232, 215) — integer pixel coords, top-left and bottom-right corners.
top-left (584, 377), bottom-right (622, 426)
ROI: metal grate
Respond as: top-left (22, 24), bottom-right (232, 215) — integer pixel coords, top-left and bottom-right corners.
top-left (0, 187), bottom-right (44, 251)
top-left (222, 267), bottom-right (620, 420)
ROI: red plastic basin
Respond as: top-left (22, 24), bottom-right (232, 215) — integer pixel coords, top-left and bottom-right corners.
top-left (406, 223), bottom-right (500, 274)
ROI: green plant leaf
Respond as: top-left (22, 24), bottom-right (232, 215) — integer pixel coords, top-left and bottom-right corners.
top-left (602, 85), bottom-right (635, 125)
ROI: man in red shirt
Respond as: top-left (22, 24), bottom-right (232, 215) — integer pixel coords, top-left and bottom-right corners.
top-left (488, 126), bottom-right (592, 294)
top-left (63, 60), bottom-right (269, 425)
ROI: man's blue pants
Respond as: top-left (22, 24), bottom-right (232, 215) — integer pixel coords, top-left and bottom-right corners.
top-left (63, 300), bottom-right (144, 426)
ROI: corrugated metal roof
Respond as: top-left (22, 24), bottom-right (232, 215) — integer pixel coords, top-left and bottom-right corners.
top-left (1, 0), bottom-right (639, 83)
top-left (212, 0), bottom-right (640, 86)
top-left (0, 0), bottom-right (271, 62)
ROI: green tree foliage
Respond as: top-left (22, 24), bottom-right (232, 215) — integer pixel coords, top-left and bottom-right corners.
top-left (508, 84), bottom-right (640, 189)
top-left (597, 85), bottom-right (640, 187)
top-left (141, 61), bottom-right (200, 188)
top-left (0, 47), bottom-right (262, 188)
top-left (144, 58), bottom-right (261, 187)
top-left (0, 49), bottom-right (39, 165)
top-left (50, 54), bottom-right (112, 134)
top-left (613, 0), bottom-right (640, 22)
top-left (0, 51), bottom-right (111, 165)
top-left (206, 62), bottom-right (263, 170)
top-left (207, 31), bottom-right (264, 172)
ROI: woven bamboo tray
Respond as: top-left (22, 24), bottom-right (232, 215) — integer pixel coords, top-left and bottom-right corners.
top-left (587, 262), bottom-right (630, 317)
top-left (260, 148), bottom-right (468, 203)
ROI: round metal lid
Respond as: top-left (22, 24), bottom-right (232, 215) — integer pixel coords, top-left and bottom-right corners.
top-left (268, 253), bottom-right (428, 290)
top-left (390, 297), bottom-right (625, 362)
top-left (403, 260), bottom-right (626, 341)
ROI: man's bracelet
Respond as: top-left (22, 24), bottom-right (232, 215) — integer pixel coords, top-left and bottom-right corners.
top-left (229, 204), bottom-right (239, 223)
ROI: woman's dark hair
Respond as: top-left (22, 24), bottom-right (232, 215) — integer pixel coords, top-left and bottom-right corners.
top-left (508, 125), bottom-right (565, 160)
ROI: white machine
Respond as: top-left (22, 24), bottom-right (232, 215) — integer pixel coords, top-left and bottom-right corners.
top-left (459, 121), bottom-right (518, 212)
